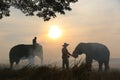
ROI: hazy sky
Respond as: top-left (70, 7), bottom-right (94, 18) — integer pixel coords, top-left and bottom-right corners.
top-left (0, 0), bottom-right (120, 64)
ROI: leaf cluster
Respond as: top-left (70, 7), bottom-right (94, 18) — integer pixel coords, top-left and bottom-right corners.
top-left (0, 0), bottom-right (78, 21)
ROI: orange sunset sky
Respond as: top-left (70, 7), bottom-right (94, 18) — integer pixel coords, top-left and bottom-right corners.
top-left (0, 0), bottom-right (120, 64)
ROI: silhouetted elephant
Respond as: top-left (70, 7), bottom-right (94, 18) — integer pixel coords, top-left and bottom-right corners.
top-left (9, 43), bottom-right (43, 69)
top-left (72, 43), bottom-right (110, 71)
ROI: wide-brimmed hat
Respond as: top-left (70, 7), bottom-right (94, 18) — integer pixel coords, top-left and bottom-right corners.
top-left (62, 43), bottom-right (69, 47)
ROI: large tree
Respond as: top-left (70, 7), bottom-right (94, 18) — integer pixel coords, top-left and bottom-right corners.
top-left (0, 0), bottom-right (78, 21)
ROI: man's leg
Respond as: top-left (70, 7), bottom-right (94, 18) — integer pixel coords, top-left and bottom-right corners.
top-left (66, 58), bottom-right (69, 69)
top-left (62, 59), bottom-right (65, 69)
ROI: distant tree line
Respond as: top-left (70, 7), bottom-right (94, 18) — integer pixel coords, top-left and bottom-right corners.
top-left (0, 0), bottom-right (78, 21)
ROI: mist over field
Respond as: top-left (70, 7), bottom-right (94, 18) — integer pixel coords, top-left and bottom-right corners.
top-left (0, 2), bottom-right (120, 79)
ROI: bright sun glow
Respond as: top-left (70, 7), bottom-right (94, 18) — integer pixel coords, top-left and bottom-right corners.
top-left (49, 26), bottom-right (62, 39)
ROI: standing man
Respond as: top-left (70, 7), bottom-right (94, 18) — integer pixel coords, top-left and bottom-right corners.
top-left (62, 42), bottom-right (71, 69)
top-left (32, 37), bottom-right (37, 48)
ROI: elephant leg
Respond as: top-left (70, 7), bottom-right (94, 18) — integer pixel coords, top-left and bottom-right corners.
top-left (41, 56), bottom-right (43, 65)
top-left (28, 57), bottom-right (35, 65)
top-left (10, 62), bottom-right (14, 69)
top-left (37, 54), bottom-right (43, 65)
top-left (15, 59), bottom-right (20, 66)
top-left (11, 59), bottom-right (20, 69)
top-left (86, 57), bottom-right (92, 71)
top-left (98, 61), bottom-right (103, 72)
top-left (39, 55), bottom-right (43, 65)
top-left (10, 59), bottom-right (14, 69)
top-left (104, 61), bottom-right (109, 71)
top-left (87, 62), bottom-right (92, 71)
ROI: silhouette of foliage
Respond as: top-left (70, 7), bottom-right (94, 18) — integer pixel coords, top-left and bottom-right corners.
top-left (0, 0), bottom-right (78, 21)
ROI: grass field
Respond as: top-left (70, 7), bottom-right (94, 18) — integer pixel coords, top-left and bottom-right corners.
top-left (0, 63), bottom-right (120, 80)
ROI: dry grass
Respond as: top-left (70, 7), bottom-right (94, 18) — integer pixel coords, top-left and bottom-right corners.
top-left (0, 64), bottom-right (119, 80)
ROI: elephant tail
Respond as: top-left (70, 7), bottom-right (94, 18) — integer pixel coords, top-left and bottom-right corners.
top-left (106, 47), bottom-right (110, 62)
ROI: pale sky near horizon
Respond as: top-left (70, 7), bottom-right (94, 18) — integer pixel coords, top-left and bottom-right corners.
top-left (0, 0), bottom-right (120, 64)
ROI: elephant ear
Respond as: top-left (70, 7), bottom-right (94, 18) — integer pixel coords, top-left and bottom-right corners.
top-left (79, 43), bottom-right (87, 53)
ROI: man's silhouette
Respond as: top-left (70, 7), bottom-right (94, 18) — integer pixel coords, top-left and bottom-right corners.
top-left (32, 37), bottom-right (37, 49)
top-left (62, 43), bottom-right (71, 69)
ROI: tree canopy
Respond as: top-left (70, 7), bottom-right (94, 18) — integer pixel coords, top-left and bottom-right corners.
top-left (0, 0), bottom-right (78, 21)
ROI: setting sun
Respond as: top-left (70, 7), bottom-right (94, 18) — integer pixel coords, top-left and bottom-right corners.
top-left (48, 26), bottom-right (62, 39)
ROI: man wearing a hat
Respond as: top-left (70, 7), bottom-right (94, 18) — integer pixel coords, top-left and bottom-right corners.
top-left (62, 42), bottom-right (71, 69)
